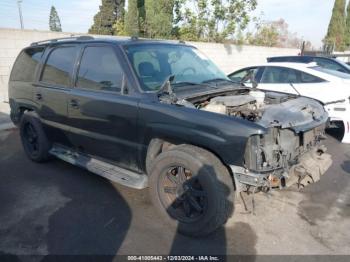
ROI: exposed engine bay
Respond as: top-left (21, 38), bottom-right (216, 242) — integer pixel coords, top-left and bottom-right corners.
top-left (184, 90), bottom-right (332, 191)
top-left (197, 90), bottom-right (326, 128)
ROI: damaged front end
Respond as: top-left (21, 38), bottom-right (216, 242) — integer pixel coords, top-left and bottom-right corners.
top-left (234, 126), bottom-right (332, 192)
top-left (188, 89), bottom-right (332, 192)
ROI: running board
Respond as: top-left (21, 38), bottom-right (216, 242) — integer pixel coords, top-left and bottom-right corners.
top-left (49, 145), bottom-right (148, 189)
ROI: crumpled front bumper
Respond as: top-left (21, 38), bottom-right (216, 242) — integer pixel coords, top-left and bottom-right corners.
top-left (284, 145), bottom-right (332, 188)
top-left (231, 146), bottom-right (333, 192)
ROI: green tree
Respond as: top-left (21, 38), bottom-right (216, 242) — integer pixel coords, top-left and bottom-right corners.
top-left (124, 0), bottom-right (145, 36)
top-left (144, 0), bottom-right (174, 38)
top-left (247, 19), bottom-right (303, 48)
top-left (247, 22), bottom-right (279, 47)
top-left (89, 0), bottom-right (125, 35)
top-left (325, 0), bottom-right (346, 51)
top-left (49, 6), bottom-right (62, 32)
top-left (176, 0), bottom-right (257, 42)
top-left (113, 18), bottom-right (127, 36)
top-left (345, 2), bottom-right (350, 48)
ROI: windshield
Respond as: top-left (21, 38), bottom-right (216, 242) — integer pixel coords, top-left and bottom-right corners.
top-left (335, 58), bottom-right (350, 70)
top-left (311, 66), bottom-right (350, 79)
top-left (124, 44), bottom-right (230, 91)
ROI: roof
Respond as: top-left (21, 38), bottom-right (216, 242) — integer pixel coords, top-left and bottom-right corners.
top-left (268, 55), bottom-right (337, 61)
top-left (238, 62), bottom-right (317, 70)
top-left (30, 35), bottom-right (188, 47)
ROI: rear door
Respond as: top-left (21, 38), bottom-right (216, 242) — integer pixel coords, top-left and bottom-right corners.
top-left (257, 66), bottom-right (331, 102)
top-left (36, 45), bottom-right (80, 146)
top-left (67, 44), bottom-right (141, 172)
top-left (292, 70), bottom-right (331, 102)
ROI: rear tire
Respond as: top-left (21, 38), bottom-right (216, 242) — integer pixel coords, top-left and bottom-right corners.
top-left (149, 144), bottom-right (235, 237)
top-left (20, 112), bottom-right (51, 162)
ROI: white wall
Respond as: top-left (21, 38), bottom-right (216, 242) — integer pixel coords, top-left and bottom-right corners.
top-left (0, 27), bottom-right (299, 102)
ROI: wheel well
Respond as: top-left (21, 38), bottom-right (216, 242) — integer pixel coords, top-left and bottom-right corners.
top-left (145, 138), bottom-right (236, 189)
top-left (10, 105), bottom-right (33, 125)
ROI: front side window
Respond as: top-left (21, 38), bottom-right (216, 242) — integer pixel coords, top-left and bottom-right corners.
top-left (10, 47), bottom-right (44, 82)
top-left (261, 67), bottom-right (299, 84)
top-left (124, 44), bottom-right (229, 91)
top-left (76, 46), bottom-right (123, 92)
top-left (41, 46), bottom-right (77, 87)
top-left (228, 68), bottom-right (258, 83)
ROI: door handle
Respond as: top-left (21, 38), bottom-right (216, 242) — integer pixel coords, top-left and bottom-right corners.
top-left (35, 93), bottom-right (42, 100)
top-left (70, 99), bottom-right (79, 109)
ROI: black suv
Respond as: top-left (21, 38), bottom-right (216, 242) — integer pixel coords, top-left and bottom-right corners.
top-left (9, 36), bottom-right (332, 236)
top-left (267, 55), bottom-right (350, 74)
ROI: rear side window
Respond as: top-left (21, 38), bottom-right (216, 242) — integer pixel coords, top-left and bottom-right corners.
top-left (41, 46), bottom-right (77, 87)
top-left (76, 46), bottom-right (123, 92)
top-left (10, 47), bottom-right (44, 82)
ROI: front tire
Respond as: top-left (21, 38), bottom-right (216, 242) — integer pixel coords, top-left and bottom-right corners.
top-left (149, 145), bottom-right (235, 237)
top-left (20, 112), bottom-right (51, 162)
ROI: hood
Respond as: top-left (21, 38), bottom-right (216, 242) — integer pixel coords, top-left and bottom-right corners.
top-left (258, 96), bottom-right (328, 132)
top-left (185, 89), bottom-right (329, 133)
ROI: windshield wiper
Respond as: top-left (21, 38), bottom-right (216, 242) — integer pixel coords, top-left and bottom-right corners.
top-left (202, 78), bottom-right (234, 86)
top-left (172, 81), bottom-right (219, 89)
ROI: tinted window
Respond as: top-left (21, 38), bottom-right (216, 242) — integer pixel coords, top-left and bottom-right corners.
top-left (10, 47), bottom-right (44, 82)
top-left (311, 66), bottom-right (350, 79)
top-left (76, 46), bottom-right (123, 92)
top-left (41, 46), bottom-right (77, 87)
top-left (261, 67), bottom-right (299, 83)
top-left (313, 57), bottom-right (345, 72)
top-left (268, 56), bottom-right (311, 63)
top-left (300, 71), bottom-right (325, 83)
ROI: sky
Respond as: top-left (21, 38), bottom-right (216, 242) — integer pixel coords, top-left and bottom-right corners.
top-left (0, 0), bottom-right (340, 48)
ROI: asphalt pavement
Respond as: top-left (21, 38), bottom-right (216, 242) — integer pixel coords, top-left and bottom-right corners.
top-left (0, 127), bottom-right (349, 259)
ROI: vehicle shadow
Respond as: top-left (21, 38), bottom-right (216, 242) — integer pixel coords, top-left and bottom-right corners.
top-left (341, 160), bottom-right (350, 174)
top-left (0, 130), bottom-right (131, 261)
top-left (42, 161), bottom-right (132, 259)
top-left (326, 124), bottom-right (344, 142)
top-left (166, 165), bottom-right (257, 259)
top-left (0, 111), bottom-right (14, 131)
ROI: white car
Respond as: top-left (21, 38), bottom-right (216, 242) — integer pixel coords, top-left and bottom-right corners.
top-left (228, 62), bottom-right (350, 143)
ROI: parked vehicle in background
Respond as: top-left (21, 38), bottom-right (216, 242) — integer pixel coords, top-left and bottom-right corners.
top-left (267, 56), bottom-right (350, 74)
top-left (9, 37), bottom-right (332, 237)
top-left (228, 62), bottom-right (350, 143)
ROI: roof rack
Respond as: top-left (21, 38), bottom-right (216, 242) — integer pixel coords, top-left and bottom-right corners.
top-left (30, 35), bottom-right (94, 46)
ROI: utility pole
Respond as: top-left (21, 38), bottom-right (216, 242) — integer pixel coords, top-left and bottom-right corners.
top-left (17, 0), bottom-right (24, 29)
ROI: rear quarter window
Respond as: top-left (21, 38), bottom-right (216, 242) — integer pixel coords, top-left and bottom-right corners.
top-left (10, 47), bottom-right (45, 82)
top-left (300, 71), bottom-right (326, 83)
